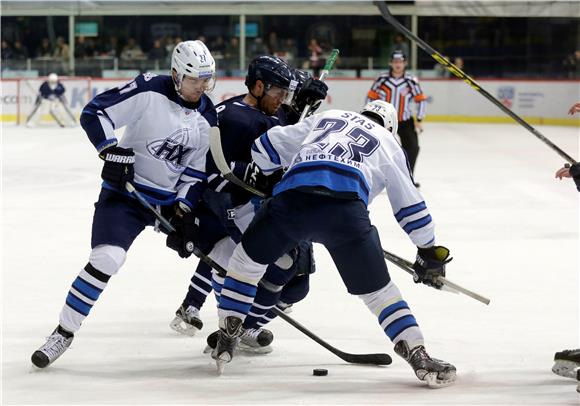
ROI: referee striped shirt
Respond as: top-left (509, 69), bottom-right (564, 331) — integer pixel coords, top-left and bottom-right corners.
top-left (366, 72), bottom-right (427, 122)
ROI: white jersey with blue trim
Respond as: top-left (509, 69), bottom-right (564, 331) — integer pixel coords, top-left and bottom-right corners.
top-left (251, 109), bottom-right (435, 247)
top-left (80, 73), bottom-right (217, 208)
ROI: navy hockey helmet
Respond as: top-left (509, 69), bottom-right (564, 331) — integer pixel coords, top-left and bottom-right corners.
top-left (245, 56), bottom-right (293, 91)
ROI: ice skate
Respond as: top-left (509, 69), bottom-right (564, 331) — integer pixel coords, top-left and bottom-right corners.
top-left (31, 326), bottom-right (74, 368)
top-left (552, 348), bottom-right (580, 378)
top-left (169, 305), bottom-right (203, 336)
top-left (205, 327), bottom-right (273, 354)
top-left (211, 316), bottom-right (243, 375)
top-left (394, 340), bottom-right (456, 388)
top-left (238, 327), bottom-right (274, 354)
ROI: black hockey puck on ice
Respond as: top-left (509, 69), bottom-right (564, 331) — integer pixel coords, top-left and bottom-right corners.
top-left (313, 368), bottom-right (328, 376)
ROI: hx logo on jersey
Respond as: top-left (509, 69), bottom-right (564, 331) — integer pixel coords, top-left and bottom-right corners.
top-left (146, 128), bottom-right (195, 172)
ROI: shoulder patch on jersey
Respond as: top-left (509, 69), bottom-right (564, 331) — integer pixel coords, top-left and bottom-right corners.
top-left (200, 95), bottom-right (218, 127)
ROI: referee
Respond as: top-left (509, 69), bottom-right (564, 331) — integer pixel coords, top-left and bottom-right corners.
top-left (366, 51), bottom-right (427, 186)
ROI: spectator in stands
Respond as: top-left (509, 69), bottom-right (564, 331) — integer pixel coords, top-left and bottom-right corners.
top-left (563, 50), bottom-right (579, 78)
top-left (249, 37), bottom-right (269, 59)
top-left (453, 57), bottom-right (464, 71)
top-left (164, 36), bottom-right (177, 57)
top-left (36, 38), bottom-right (52, 58)
top-left (1, 40), bottom-right (13, 60)
top-left (148, 39), bottom-right (166, 61)
top-left (224, 36), bottom-right (239, 74)
top-left (268, 31), bottom-right (281, 55)
top-left (53, 36), bottom-right (70, 61)
top-left (281, 38), bottom-right (298, 66)
top-left (388, 33), bottom-right (410, 59)
top-left (75, 36), bottom-right (96, 59)
top-left (308, 38), bottom-right (323, 77)
top-left (12, 40), bottom-right (29, 60)
top-left (434, 55), bottom-right (451, 78)
top-left (211, 36), bottom-right (226, 58)
top-left (101, 36), bottom-right (119, 58)
top-left (120, 38), bottom-right (145, 60)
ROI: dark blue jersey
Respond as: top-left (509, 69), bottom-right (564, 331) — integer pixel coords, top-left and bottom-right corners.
top-left (206, 94), bottom-right (291, 204)
top-left (39, 82), bottom-right (65, 99)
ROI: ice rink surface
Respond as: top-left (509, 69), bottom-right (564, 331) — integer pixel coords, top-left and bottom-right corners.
top-left (2, 121), bottom-right (579, 405)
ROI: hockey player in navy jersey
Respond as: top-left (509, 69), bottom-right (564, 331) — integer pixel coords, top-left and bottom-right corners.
top-left (213, 100), bottom-right (457, 387)
top-left (31, 40), bottom-right (218, 369)
top-left (168, 56), bottom-right (328, 353)
top-left (26, 73), bottom-right (76, 127)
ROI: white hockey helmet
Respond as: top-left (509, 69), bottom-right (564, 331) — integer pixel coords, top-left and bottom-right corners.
top-left (48, 73), bottom-right (58, 89)
top-left (171, 40), bottom-right (216, 96)
top-left (360, 100), bottom-right (398, 135)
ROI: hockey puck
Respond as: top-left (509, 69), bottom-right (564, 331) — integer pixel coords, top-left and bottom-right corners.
top-left (313, 368), bottom-right (328, 376)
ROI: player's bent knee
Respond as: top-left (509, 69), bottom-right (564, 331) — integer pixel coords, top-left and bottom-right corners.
top-left (89, 244), bottom-right (127, 276)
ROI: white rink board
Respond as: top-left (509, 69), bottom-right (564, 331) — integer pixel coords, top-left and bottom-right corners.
top-left (1, 121), bottom-right (579, 405)
top-left (2, 76), bottom-right (580, 124)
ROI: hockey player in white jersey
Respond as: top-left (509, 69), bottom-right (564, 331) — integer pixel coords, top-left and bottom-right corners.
top-left (31, 40), bottom-right (218, 369)
top-left (213, 100), bottom-right (457, 387)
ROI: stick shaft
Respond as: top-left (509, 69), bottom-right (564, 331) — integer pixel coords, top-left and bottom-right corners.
top-left (382, 248), bottom-right (490, 305)
top-left (376, 1), bottom-right (576, 164)
top-left (299, 48), bottom-right (340, 122)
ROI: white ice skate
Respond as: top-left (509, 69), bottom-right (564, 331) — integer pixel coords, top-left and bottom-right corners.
top-left (169, 305), bottom-right (203, 336)
top-left (31, 326), bottom-right (74, 368)
top-left (394, 340), bottom-right (456, 388)
top-left (552, 348), bottom-right (580, 378)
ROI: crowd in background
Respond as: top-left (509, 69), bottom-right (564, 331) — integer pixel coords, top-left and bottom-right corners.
top-left (1, 16), bottom-right (578, 79)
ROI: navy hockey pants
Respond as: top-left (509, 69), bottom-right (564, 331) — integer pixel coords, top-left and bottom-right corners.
top-left (242, 189), bottom-right (391, 295)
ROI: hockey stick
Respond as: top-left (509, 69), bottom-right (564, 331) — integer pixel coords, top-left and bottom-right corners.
top-left (59, 97), bottom-right (77, 125)
top-left (49, 107), bottom-right (66, 128)
top-left (299, 48), bottom-right (340, 121)
top-left (382, 248), bottom-right (491, 305)
top-left (127, 183), bottom-right (391, 365)
top-left (125, 182), bottom-right (176, 233)
top-left (199, 248), bottom-right (392, 366)
top-left (209, 127), bottom-right (268, 198)
top-left (375, 1), bottom-right (577, 164)
top-left (208, 49), bottom-right (340, 198)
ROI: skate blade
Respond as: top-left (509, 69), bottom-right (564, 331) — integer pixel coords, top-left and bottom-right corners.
top-left (169, 317), bottom-right (199, 337)
top-left (237, 343), bottom-right (273, 355)
top-left (552, 361), bottom-right (579, 379)
top-left (424, 371), bottom-right (456, 388)
top-left (215, 353), bottom-right (232, 376)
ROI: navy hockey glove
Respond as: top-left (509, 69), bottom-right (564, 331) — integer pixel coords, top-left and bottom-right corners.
top-left (412, 246), bottom-right (452, 289)
top-left (166, 212), bottom-right (199, 259)
top-left (243, 161), bottom-right (284, 196)
top-left (570, 163), bottom-right (580, 192)
top-left (99, 146), bottom-right (135, 190)
top-left (294, 78), bottom-right (328, 114)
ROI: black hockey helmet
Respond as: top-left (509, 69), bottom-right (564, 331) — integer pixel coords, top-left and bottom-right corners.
top-left (391, 50), bottom-right (406, 61)
top-left (291, 68), bottom-right (312, 93)
top-left (245, 56), bottom-right (293, 91)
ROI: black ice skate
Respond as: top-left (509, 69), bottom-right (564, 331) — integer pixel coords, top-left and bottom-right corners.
top-left (169, 305), bottom-right (203, 336)
top-left (552, 348), bottom-right (580, 379)
top-left (394, 340), bottom-right (456, 388)
top-left (205, 327), bottom-right (273, 355)
top-left (31, 326), bottom-right (74, 368)
top-left (211, 316), bottom-right (243, 375)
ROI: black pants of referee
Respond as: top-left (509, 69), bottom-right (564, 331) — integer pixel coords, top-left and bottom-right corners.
top-left (398, 118), bottom-right (419, 174)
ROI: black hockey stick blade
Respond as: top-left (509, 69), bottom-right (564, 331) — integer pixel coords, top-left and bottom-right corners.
top-left (273, 308), bottom-right (392, 365)
top-left (374, 1), bottom-right (576, 164)
top-left (193, 251), bottom-right (392, 366)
